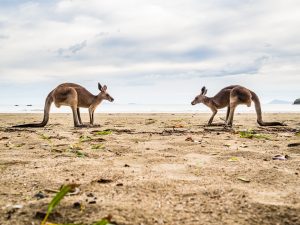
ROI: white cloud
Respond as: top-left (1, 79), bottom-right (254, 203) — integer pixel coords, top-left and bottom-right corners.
top-left (0, 0), bottom-right (299, 104)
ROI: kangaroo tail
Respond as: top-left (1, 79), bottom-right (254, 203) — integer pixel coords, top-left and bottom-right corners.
top-left (13, 91), bottom-right (53, 128)
top-left (251, 91), bottom-right (285, 126)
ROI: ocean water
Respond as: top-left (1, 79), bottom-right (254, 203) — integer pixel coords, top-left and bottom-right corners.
top-left (0, 103), bottom-right (299, 113)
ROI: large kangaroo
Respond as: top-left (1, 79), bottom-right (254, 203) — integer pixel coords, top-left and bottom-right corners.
top-left (191, 85), bottom-right (284, 127)
top-left (13, 83), bottom-right (114, 128)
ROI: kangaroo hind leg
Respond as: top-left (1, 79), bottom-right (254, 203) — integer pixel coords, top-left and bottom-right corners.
top-left (65, 88), bottom-right (85, 127)
top-left (77, 108), bottom-right (82, 125)
top-left (226, 97), bottom-right (238, 127)
top-left (226, 106), bottom-right (230, 121)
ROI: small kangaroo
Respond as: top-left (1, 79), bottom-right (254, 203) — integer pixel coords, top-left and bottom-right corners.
top-left (191, 85), bottom-right (284, 127)
top-left (13, 82), bottom-right (114, 128)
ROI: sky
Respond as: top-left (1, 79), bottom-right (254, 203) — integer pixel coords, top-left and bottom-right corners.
top-left (0, 0), bottom-right (299, 106)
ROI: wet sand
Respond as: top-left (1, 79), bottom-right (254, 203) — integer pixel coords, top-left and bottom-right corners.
top-left (0, 113), bottom-right (299, 225)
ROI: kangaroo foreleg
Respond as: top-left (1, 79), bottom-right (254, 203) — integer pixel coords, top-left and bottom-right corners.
top-left (208, 109), bottom-right (218, 125)
top-left (91, 110), bottom-right (95, 125)
top-left (89, 108), bottom-right (96, 125)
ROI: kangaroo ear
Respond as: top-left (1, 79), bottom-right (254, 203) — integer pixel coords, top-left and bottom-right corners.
top-left (98, 83), bottom-right (102, 91)
top-left (102, 85), bottom-right (107, 91)
top-left (201, 86), bottom-right (206, 95)
top-left (203, 88), bottom-right (207, 96)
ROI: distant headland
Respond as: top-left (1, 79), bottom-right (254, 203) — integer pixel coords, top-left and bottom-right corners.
top-left (294, 98), bottom-right (300, 104)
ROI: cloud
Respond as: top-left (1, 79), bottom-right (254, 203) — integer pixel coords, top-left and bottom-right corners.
top-left (57, 40), bottom-right (87, 57)
top-left (0, 34), bottom-right (9, 39)
top-left (0, 0), bottom-right (299, 104)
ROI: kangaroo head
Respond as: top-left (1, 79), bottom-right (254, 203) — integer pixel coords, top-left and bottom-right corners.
top-left (191, 86), bottom-right (207, 105)
top-left (98, 83), bottom-right (114, 102)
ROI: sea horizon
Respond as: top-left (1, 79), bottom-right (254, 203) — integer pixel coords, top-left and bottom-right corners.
top-left (1, 103), bottom-right (299, 114)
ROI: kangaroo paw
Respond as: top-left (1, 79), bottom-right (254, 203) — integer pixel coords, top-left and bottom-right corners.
top-left (206, 123), bottom-right (226, 127)
top-left (90, 124), bottom-right (101, 128)
top-left (224, 123), bottom-right (233, 128)
top-left (74, 124), bottom-right (88, 128)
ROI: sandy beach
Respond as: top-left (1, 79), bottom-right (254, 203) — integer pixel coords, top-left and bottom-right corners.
top-left (0, 113), bottom-right (299, 225)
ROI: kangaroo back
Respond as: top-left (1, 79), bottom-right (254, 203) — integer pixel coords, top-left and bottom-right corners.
top-left (13, 91), bottom-right (53, 128)
top-left (251, 91), bottom-right (284, 126)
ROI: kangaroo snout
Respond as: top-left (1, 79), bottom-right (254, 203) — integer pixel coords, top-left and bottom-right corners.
top-left (110, 98), bottom-right (114, 102)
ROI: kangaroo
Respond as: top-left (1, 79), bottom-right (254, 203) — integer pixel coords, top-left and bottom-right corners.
top-left (13, 82), bottom-right (114, 128)
top-left (191, 85), bottom-right (284, 127)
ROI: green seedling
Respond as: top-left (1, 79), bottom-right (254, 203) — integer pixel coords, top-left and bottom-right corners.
top-left (239, 130), bottom-right (270, 140)
top-left (68, 144), bottom-right (86, 157)
top-left (41, 184), bottom-right (77, 225)
top-left (68, 144), bottom-right (82, 151)
top-left (92, 219), bottom-right (113, 225)
top-left (95, 130), bottom-right (112, 136)
top-left (74, 150), bottom-right (86, 157)
top-left (40, 134), bottom-right (51, 140)
top-left (228, 157), bottom-right (239, 162)
top-left (16, 143), bottom-right (25, 147)
top-left (79, 135), bottom-right (92, 142)
top-left (40, 184), bottom-right (113, 225)
top-left (91, 144), bottom-right (105, 150)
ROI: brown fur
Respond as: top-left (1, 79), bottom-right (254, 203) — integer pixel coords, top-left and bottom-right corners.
top-left (13, 83), bottom-right (114, 127)
top-left (191, 85), bottom-right (284, 127)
